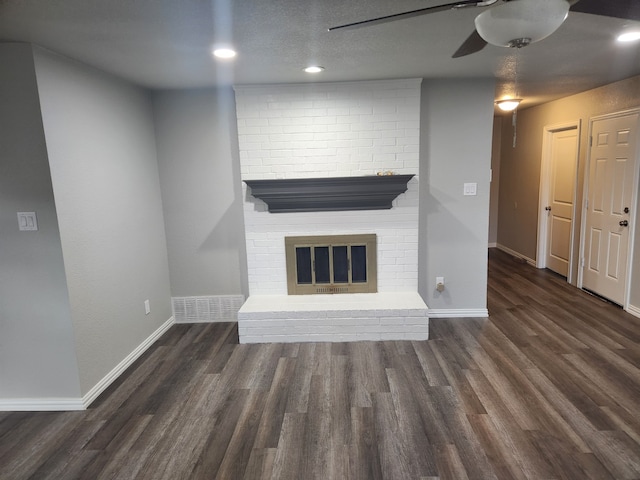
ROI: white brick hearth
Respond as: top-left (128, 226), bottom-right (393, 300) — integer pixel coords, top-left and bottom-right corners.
top-left (238, 293), bottom-right (428, 343)
top-left (234, 79), bottom-right (428, 343)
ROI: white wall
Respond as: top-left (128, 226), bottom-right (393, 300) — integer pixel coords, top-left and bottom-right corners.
top-left (0, 43), bottom-right (82, 402)
top-left (33, 47), bottom-right (173, 395)
top-left (152, 88), bottom-right (248, 297)
top-left (234, 80), bottom-right (422, 295)
top-left (418, 79), bottom-right (496, 316)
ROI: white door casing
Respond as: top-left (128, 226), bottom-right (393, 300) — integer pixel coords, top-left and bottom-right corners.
top-left (582, 110), bottom-right (639, 306)
top-left (537, 122), bottom-right (580, 281)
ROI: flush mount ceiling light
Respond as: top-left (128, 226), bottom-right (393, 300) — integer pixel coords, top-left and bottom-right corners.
top-left (496, 99), bottom-right (522, 112)
top-left (617, 31), bottom-right (640, 42)
top-left (212, 48), bottom-right (237, 59)
top-left (475, 0), bottom-right (569, 49)
top-left (304, 66), bottom-right (325, 73)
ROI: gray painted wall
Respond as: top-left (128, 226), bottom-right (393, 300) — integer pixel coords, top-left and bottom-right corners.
top-left (152, 88), bottom-right (248, 298)
top-left (33, 47), bottom-right (172, 395)
top-left (489, 116), bottom-right (502, 246)
top-left (0, 43), bottom-right (82, 399)
top-left (418, 79), bottom-right (496, 312)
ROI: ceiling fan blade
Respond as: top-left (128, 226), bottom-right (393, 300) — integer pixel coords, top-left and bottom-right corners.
top-left (452, 29), bottom-right (488, 57)
top-left (569, 0), bottom-right (640, 22)
top-left (328, 0), bottom-right (483, 31)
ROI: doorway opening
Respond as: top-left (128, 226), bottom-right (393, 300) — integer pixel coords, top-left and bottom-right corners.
top-left (537, 121), bottom-right (581, 282)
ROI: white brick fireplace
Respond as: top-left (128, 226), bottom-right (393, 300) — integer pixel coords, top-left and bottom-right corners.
top-left (234, 79), bottom-right (428, 343)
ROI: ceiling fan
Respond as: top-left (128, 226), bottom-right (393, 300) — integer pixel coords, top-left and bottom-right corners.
top-left (329, 0), bottom-right (640, 58)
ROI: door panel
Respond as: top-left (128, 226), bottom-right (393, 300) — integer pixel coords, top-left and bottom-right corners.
top-left (588, 228), bottom-right (601, 272)
top-left (582, 113), bottom-right (639, 305)
top-left (606, 232), bottom-right (621, 280)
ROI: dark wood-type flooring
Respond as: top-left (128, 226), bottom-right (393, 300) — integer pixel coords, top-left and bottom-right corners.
top-left (2, 249), bottom-right (640, 479)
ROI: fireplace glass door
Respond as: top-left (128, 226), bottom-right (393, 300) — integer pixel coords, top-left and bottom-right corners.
top-left (285, 234), bottom-right (377, 294)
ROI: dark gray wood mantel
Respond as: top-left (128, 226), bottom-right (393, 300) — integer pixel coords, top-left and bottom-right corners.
top-left (244, 174), bottom-right (415, 213)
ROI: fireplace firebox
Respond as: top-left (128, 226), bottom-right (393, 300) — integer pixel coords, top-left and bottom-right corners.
top-left (285, 234), bottom-right (377, 294)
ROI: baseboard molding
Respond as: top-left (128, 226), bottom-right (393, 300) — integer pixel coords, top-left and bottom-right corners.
top-left (495, 243), bottom-right (536, 267)
top-left (627, 304), bottom-right (640, 319)
top-left (428, 308), bottom-right (489, 318)
top-left (488, 242), bottom-right (497, 248)
top-left (0, 317), bottom-right (175, 412)
top-left (81, 316), bottom-right (175, 408)
top-left (0, 397), bottom-right (85, 412)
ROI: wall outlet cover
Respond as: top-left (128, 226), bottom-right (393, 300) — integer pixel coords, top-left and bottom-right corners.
top-left (17, 212), bottom-right (38, 231)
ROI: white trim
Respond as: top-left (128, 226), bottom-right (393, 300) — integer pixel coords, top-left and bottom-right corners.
top-left (495, 243), bottom-right (536, 267)
top-left (0, 317), bottom-right (175, 412)
top-left (81, 316), bottom-right (175, 408)
top-left (0, 397), bottom-right (85, 412)
top-left (627, 304), bottom-right (640, 319)
top-left (488, 242), bottom-right (497, 248)
top-left (427, 308), bottom-right (489, 318)
top-left (537, 121), bottom-right (581, 282)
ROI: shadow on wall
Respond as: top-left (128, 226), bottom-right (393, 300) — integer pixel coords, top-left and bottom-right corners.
top-left (200, 199), bottom-right (246, 251)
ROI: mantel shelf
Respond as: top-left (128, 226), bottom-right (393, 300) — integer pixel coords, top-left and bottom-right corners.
top-left (244, 175), bottom-right (415, 213)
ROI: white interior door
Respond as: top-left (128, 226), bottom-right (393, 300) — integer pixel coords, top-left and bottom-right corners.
top-left (582, 112), bottom-right (639, 305)
top-left (545, 128), bottom-right (579, 277)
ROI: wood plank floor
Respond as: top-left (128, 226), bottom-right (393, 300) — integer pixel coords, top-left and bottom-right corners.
top-left (1, 248), bottom-right (639, 479)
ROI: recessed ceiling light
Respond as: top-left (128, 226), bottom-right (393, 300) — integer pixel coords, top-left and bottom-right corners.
top-left (213, 48), bottom-right (237, 59)
top-left (304, 66), bottom-right (325, 73)
top-left (617, 31), bottom-right (640, 43)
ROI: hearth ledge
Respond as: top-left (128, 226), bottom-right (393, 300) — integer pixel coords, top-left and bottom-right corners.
top-left (237, 292), bottom-right (428, 343)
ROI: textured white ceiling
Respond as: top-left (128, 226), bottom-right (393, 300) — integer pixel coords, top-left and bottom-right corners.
top-left (0, 0), bottom-right (639, 109)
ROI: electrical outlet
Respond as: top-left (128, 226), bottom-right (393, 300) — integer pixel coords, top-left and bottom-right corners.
top-left (144, 299), bottom-right (150, 315)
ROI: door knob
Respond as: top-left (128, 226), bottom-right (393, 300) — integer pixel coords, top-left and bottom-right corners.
top-left (624, 207), bottom-right (630, 214)
top-left (619, 220), bottom-right (629, 227)
top-left (545, 206), bottom-right (552, 211)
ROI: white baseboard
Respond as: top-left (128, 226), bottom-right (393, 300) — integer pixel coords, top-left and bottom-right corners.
top-left (0, 397), bottom-right (85, 412)
top-left (0, 317), bottom-right (175, 412)
top-left (81, 316), bottom-right (175, 408)
top-left (488, 242), bottom-right (497, 248)
top-left (495, 243), bottom-right (537, 267)
top-left (428, 308), bottom-right (489, 318)
top-left (627, 304), bottom-right (640, 319)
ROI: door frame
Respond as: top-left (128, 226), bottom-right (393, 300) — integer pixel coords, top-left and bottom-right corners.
top-left (578, 108), bottom-right (640, 311)
top-left (537, 120), bottom-right (581, 283)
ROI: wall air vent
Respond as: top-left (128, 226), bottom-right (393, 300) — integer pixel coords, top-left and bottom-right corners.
top-left (244, 175), bottom-right (414, 213)
top-left (172, 295), bottom-right (245, 323)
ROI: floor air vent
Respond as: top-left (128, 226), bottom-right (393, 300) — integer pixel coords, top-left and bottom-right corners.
top-left (172, 295), bottom-right (245, 323)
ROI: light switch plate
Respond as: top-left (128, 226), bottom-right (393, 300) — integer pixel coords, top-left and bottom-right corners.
top-left (464, 183), bottom-right (477, 196)
top-left (17, 212), bottom-right (38, 231)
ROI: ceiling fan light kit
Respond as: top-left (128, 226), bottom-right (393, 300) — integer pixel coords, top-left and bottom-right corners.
top-left (474, 0), bottom-right (570, 48)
